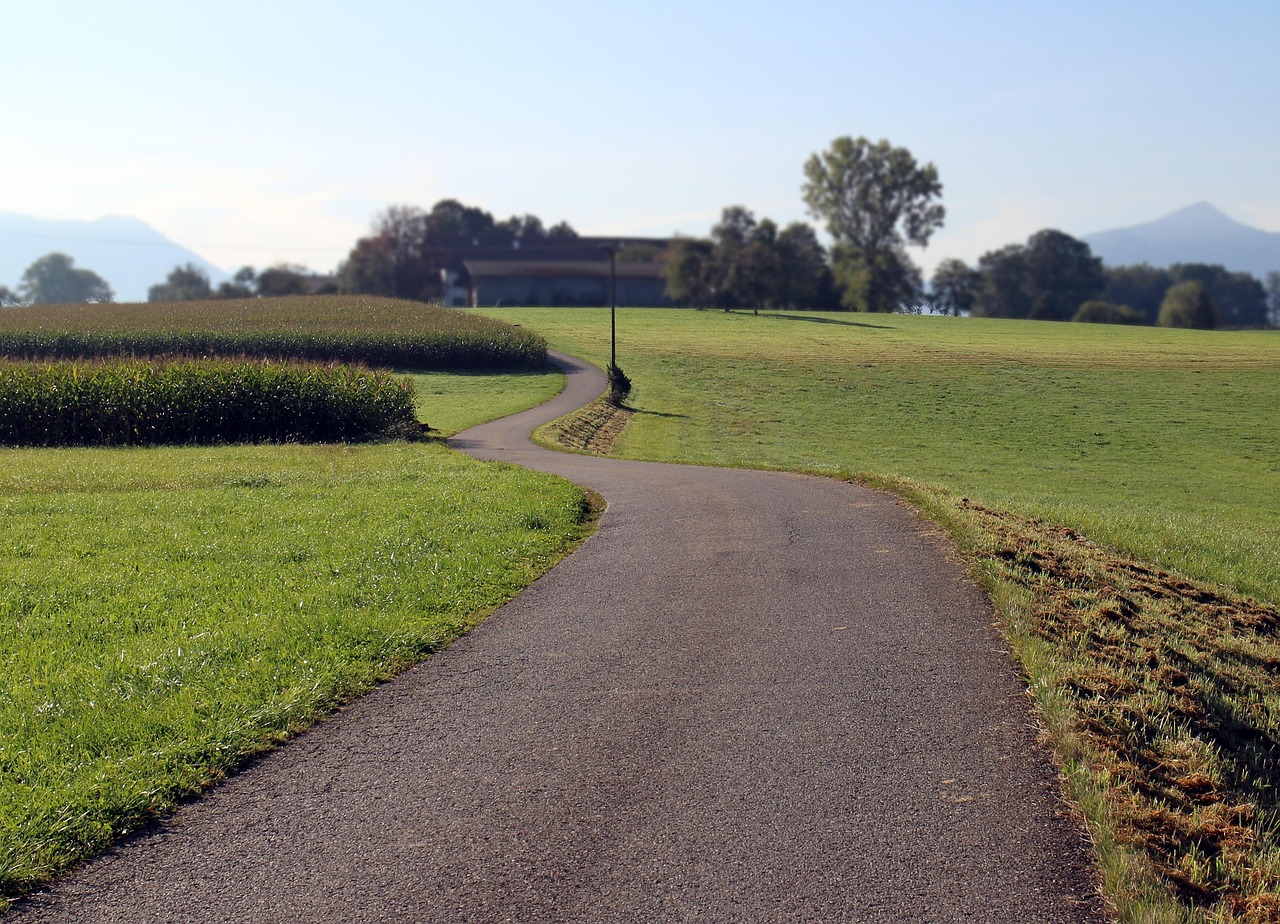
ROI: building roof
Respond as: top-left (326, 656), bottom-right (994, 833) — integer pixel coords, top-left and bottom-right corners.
top-left (463, 260), bottom-right (664, 280)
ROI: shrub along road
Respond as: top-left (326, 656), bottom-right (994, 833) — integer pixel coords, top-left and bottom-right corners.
top-left (13, 352), bottom-right (1106, 922)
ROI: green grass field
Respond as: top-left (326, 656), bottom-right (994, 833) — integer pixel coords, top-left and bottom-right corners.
top-left (0, 370), bottom-right (582, 907)
top-left (406, 369), bottom-right (564, 435)
top-left (484, 308), bottom-right (1279, 606)
top-left (483, 306), bottom-right (1280, 921)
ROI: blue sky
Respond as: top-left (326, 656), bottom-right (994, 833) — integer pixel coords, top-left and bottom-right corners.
top-left (3, 0), bottom-right (1277, 276)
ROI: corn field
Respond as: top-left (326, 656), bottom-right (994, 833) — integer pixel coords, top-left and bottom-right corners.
top-left (0, 295), bottom-right (548, 370)
top-left (0, 359), bottom-right (421, 446)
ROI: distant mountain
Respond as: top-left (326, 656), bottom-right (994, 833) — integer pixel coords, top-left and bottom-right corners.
top-left (0, 213), bottom-right (227, 303)
top-left (1083, 202), bottom-right (1280, 278)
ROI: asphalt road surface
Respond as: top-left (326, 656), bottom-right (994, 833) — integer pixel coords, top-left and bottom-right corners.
top-left (13, 351), bottom-right (1107, 923)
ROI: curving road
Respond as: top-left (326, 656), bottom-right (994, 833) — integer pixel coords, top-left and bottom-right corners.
top-left (13, 351), bottom-right (1106, 922)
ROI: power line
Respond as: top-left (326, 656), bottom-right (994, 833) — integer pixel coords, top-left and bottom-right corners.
top-left (0, 229), bottom-right (349, 253)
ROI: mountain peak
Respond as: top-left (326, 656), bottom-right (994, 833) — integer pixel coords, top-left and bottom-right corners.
top-left (1151, 202), bottom-right (1247, 233)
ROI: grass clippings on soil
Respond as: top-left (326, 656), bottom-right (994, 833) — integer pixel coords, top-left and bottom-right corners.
top-left (538, 399), bottom-right (633, 454)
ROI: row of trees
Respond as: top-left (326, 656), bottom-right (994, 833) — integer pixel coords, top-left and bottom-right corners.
top-left (146, 263), bottom-right (324, 301)
top-left (337, 199), bottom-right (579, 301)
top-left (928, 230), bottom-right (1274, 328)
top-left (661, 207), bottom-right (839, 310)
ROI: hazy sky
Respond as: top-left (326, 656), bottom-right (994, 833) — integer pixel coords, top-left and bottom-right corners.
top-left (4, 0), bottom-right (1277, 276)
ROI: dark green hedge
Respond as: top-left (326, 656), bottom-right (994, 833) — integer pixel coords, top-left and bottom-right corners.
top-left (0, 359), bottom-right (421, 446)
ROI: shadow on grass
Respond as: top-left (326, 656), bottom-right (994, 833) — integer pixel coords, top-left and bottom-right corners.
top-left (759, 312), bottom-right (893, 330)
top-left (630, 407), bottom-right (688, 419)
top-left (395, 364), bottom-right (560, 377)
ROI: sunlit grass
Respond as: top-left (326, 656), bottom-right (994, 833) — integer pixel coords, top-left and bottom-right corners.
top-left (405, 368), bottom-right (564, 436)
top-left (0, 379), bottom-right (585, 904)
top-left (485, 308), bottom-right (1279, 604)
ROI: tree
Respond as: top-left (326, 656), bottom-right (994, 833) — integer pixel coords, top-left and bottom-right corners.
top-left (1101, 264), bottom-right (1172, 324)
top-left (773, 222), bottom-right (835, 309)
top-left (830, 244), bottom-right (921, 312)
top-left (709, 206), bottom-right (767, 310)
top-left (1158, 280), bottom-right (1219, 329)
top-left (424, 198), bottom-right (496, 237)
top-left (929, 258), bottom-right (980, 316)
top-left (18, 253), bottom-right (113, 304)
top-left (255, 263), bottom-right (310, 297)
top-left (148, 263), bottom-right (214, 302)
top-left (373, 205), bottom-right (436, 299)
top-left (972, 245), bottom-right (1031, 318)
top-left (0, 286), bottom-right (21, 307)
top-left (971, 230), bottom-right (1104, 320)
top-left (498, 214), bottom-right (547, 239)
top-left (615, 243), bottom-right (665, 264)
top-left (1022, 230), bottom-right (1105, 320)
top-left (802, 136), bottom-right (943, 311)
top-left (547, 221), bottom-right (578, 239)
top-left (1267, 270), bottom-right (1280, 327)
top-left (216, 266), bottom-right (257, 299)
top-left (1073, 300), bottom-right (1146, 324)
top-left (661, 237), bottom-right (715, 307)
top-left (337, 237), bottom-right (396, 296)
top-left (1169, 263), bottom-right (1267, 328)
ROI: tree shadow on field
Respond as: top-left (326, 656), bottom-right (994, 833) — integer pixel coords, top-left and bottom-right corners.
top-left (631, 408), bottom-right (688, 419)
top-left (759, 312), bottom-right (892, 330)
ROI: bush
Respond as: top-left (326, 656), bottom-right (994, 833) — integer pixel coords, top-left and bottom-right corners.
top-left (1073, 300), bottom-right (1147, 325)
top-left (606, 363), bottom-right (632, 407)
top-left (1158, 281), bottom-right (1220, 330)
top-left (0, 359), bottom-right (421, 446)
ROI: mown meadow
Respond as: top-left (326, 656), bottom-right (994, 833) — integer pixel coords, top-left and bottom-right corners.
top-left (0, 298), bottom-right (581, 908)
top-left (484, 307), bottom-right (1280, 923)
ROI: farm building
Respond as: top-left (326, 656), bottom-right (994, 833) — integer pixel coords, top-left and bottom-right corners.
top-left (459, 259), bottom-right (672, 307)
top-left (431, 234), bottom-right (673, 307)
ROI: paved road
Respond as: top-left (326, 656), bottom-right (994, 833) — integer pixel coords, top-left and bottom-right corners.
top-left (13, 352), bottom-right (1106, 922)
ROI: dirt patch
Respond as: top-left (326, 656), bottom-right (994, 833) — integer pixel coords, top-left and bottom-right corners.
top-left (960, 499), bottom-right (1280, 919)
top-left (540, 400), bottom-right (632, 455)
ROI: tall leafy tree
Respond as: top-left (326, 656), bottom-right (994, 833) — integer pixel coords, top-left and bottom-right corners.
top-left (1266, 270), bottom-right (1280, 327)
top-left (661, 237), bottom-right (715, 307)
top-left (971, 230), bottom-right (1104, 320)
top-left (1022, 229), bottom-right (1105, 320)
top-left (1159, 280), bottom-right (1219, 329)
top-left (972, 244), bottom-right (1031, 318)
top-left (255, 264), bottom-right (310, 297)
top-left (1169, 263), bottom-right (1267, 328)
top-left (773, 222), bottom-right (834, 309)
top-left (929, 258), bottom-right (980, 316)
top-left (147, 263), bottom-right (214, 302)
top-left (216, 266), bottom-right (257, 299)
top-left (802, 136), bottom-right (943, 311)
top-left (18, 253), bottom-right (113, 305)
top-left (498, 214), bottom-right (547, 239)
top-left (0, 286), bottom-right (21, 307)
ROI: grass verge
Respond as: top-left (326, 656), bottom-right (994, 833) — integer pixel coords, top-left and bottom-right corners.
top-left (0, 438), bottom-right (593, 909)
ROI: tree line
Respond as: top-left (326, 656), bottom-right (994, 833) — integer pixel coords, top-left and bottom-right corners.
top-left (4, 132), bottom-right (1278, 327)
top-left (337, 199), bottom-right (579, 302)
top-left (929, 231), bottom-right (1277, 329)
